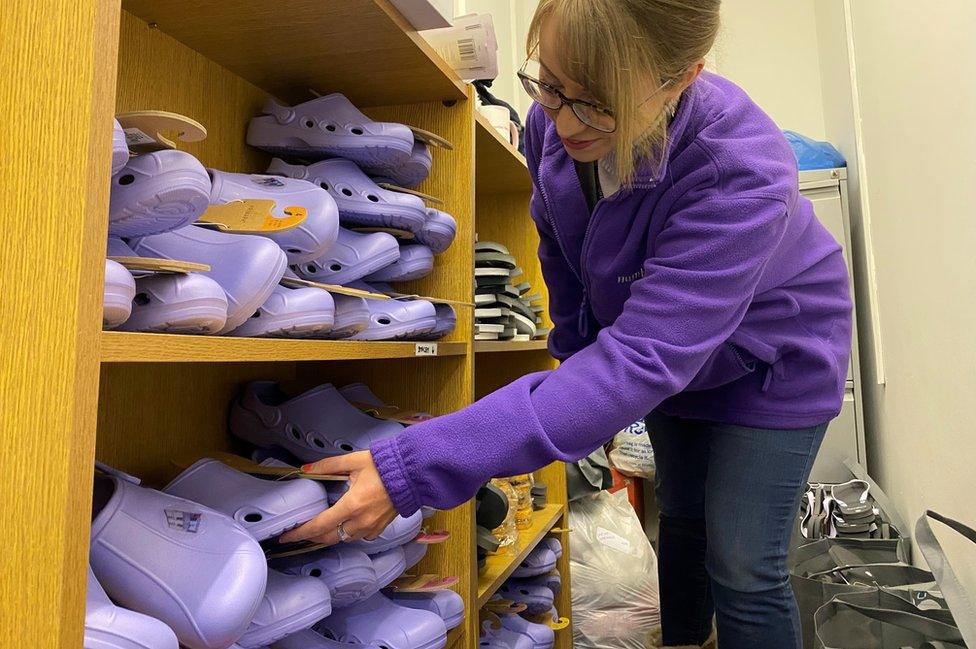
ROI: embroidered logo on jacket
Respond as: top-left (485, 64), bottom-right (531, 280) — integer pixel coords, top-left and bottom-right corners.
top-left (617, 269), bottom-right (645, 284)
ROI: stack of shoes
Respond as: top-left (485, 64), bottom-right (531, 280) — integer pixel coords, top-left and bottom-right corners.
top-left (474, 242), bottom-right (549, 342)
top-left (244, 94), bottom-right (458, 342)
top-left (799, 479), bottom-right (899, 541)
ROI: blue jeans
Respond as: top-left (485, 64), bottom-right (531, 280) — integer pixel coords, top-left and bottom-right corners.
top-left (646, 411), bottom-right (827, 649)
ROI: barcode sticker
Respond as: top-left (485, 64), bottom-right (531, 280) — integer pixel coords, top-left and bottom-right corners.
top-left (415, 343), bottom-right (438, 357)
top-left (457, 38), bottom-right (476, 62)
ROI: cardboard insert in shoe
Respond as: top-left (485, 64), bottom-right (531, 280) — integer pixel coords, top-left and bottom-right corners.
top-left (171, 451), bottom-right (347, 482)
top-left (347, 401), bottom-right (433, 426)
top-left (388, 574), bottom-right (460, 593)
top-left (109, 256), bottom-right (210, 274)
top-left (116, 110), bottom-right (207, 153)
top-left (350, 226), bottom-right (417, 240)
top-left (198, 199), bottom-right (308, 233)
top-left (282, 276), bottom-right (473, 307)
top-left (374, 184), bottom-right (444, 205)
top-left (483, 599), bottom-right (528, 615)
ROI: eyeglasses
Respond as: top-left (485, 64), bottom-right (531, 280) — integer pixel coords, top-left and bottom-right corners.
top-left (518, 59), bottom-right (675, 134)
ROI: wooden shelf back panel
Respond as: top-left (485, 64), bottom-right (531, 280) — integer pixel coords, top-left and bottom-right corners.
top-left (120, 0), bottom-right (466, 106)
top-left (474, 339), bottom-right (550, 353)
top-left (475, 113), bottom-right (533, 194)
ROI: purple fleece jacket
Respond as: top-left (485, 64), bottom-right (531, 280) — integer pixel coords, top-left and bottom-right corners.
top-left (371, 72), bottom-right (852, 516)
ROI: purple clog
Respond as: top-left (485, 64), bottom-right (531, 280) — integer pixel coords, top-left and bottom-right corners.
top-left (268, 158), bottom-right (427, 233)
top-left (163, 458), bottom-right (329, 541)
top-left (417, 209), bottom-right (457, 255)
top-left (364, 244), bottom-right (434, 283)
top-left (539, 538), bottom-right (562, 560)
top-left (208, 169), bottom-right (339, 265)
top-left (248, 95), bottom-right (414, 167)
top-left (237, 570), bottom-right (333, 649)
top-left (337, 382), bottom-right (385, 407)
top-left (415, 303), bottom-right (457, 341)
top-left (103, 259), bottom-right (136, 329)
top-left (345, 281), bottom-right (436, 341)
top-left (346, 510), bottom-right (424, 556)
top-left (228, 284), bottom-right (335, 338)
top-left (89, 474), bottom-right (267, 649)
top-left (86, 565), bottom-right (179, 649)
top-left (323, 294), bottom-right (371, 339)
top-left (497, 614), bottom-right (554, 649)
top-left (109, 150), bottom-right (211, 237)
top-left (367, 546), bottom-right (407, 592)
top-left (370, 140), bottom-right (432, 188)
top-left (315, 592), bottom-right (447, 649)
top-left (386, 590), bottom-right (464, 631)
top-left (293, 227), bottom-right (400, 286)
top-left (117, 272), bottom-right (228, 334)
top-left (112, 118), bottom-right (130, 176)
top-left (402, 541), bottom-right (428, 572)
top-left (129, 225), bottom-right (287, 334)
top-left (229, 381), bottom-right (404, 463)
top-left (497, 581), bottom-right (553, 617)
top-left (480, 620), bottom-right (535, 649)
top-left (272, 630), bottom-right (368, 649)
top-left (272, 546), bottom-right (377, 610)
top-left (511, 546), bottom-right (558, 579)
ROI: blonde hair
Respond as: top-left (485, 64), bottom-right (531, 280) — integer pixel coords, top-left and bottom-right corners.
top-left (527, 0), bottom-right (720, 184)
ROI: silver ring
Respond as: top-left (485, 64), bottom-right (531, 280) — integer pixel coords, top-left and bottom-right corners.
top-left (337, 522), bottom-right (350, 543)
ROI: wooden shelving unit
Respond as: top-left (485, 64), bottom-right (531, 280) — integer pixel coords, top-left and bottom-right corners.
top-left (477, 504), bottom-right (564, 607)
top-left (5, 1), bottom-right (570, 647)
top-left (474, 339), bottom-right (550, 353)
top-left (102, 331), bottom-right (468, 363)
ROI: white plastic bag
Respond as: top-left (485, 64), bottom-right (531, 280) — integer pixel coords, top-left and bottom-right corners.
top-left (608, 419), bottom-right (656, 479)
top-left (570, 490), bottom-right (661, 649)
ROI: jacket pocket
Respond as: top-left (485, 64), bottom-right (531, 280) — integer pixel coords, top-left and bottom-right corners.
top-left (684, 342), bottom-right (761, 392)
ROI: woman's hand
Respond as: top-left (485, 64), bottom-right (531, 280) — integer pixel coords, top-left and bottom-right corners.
top-left (278, 451), bottom-right (398, 546)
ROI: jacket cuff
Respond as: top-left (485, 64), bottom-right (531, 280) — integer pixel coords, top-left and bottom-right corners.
top-left (370, 436), bottom-right (422, 517)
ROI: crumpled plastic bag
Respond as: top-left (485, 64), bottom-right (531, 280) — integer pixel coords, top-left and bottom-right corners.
top-left (570, 489), bottom-right (661, 648)
top-left (608, 419), bottom-right (656, 479)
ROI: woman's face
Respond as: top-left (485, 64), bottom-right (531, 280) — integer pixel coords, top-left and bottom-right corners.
top-left (537, 17), bottom-right (681, 164)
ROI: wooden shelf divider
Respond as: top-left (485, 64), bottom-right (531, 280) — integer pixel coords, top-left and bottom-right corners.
top-left (475, 112), bottom-right (533, 194)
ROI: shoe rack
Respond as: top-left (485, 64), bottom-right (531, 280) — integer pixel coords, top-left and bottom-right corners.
top-left (3, 1), bottom-right (570, 648)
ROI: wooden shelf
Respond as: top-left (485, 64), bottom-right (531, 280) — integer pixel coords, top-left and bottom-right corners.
top-left (477, 504), bottom-right (564, 607)
top-left (101, 331), bottom-right (467, 363)
top-left (475, 112), bottom-right (533, 194)
top-left (475, 339), bottom-right (550, 353)
top-left (121, 0), bottom-right (467, 106)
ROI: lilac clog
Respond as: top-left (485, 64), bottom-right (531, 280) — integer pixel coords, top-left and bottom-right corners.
top-left (237, 570), bottom-right (333, 649)
top-left (315, 592), bottom-right (447, 649)
top-left (337, 383), bottom-right (385, 407)
top-left (129, 225), bottom-right (287, 334)
top-left (117, 272), bottom-right (228, 334)
top-left (511, 546), bottom-right (558, 579)
top-left (268, 158), bottom-right (427, 233)
top-left (364, 244), bottom-right (434, 283)
top-left (496, 581), bottom-right (553, 617)
top-left (539, 538), bottom-right (562, 560)
top-left (86, 565), bottom-right (179, 649)
top-left (163, 458), bottom-right (329, 541)
top-left (346, 511), bottom-right (424, 555)
top-left (228, 284), bottom-right (335, 338)
top-left (497, 614), bottom-right (554, 649)
top-left (89, 474), bottom-right (267, 649)
top-left (293, 227), bottom-right (400, 286)
top-left (417, 209), bottom-right (457, 255)
top-left (272, 546), bottom-right (377, 610)
top-left (229, 381), bottom-right (404, 463)
top-left (480, 620), bottom-right (535, 649)
top-left (323, 294), bottom-right (371, 339)
top-left (103, 259), bottom-right (136, 329)
top-left (345, 281), bottom-right (436, 341)
top-left (112, 118), bottom-right (130, 176)
top-left (109, 150), bottom-right (211, 237)
top-left (369, 140), bottom-right (432, 188)
top-left (414, 303), bottom-right (457, 341)
top-left (208, 169), bottom-right (339, 265)
top-left (505, 573), bottom-right (560, 601)
top-left (248, 95), bottom-right (414, 168)
top-left (386, 590), bottom-right (464, 631)
top-left (367, 546), bottom-right (407, 593)
top-left (402, 541), bottom-right (428, 572)
top-left (271, 630), bottom-right (369, 649)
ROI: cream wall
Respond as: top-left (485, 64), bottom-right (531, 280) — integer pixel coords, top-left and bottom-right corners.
top-left (844, 0), bottom-right (976, 532)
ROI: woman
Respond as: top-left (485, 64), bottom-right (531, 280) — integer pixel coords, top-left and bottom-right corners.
top-left (282, 1), bottom-right (852, 647)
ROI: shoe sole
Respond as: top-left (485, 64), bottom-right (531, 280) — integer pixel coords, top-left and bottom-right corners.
top-left (250, 139), bottom-right (413, 169)
top-left (417, 222), bottom-right (456, 255)
top-left (219, 250), bottom-right (289, 334)
top-left (232, 311), bottom-right (336, 338)
top-left (103, 287), bottom-right (134, 329)
top-left (350, 316), bottom-right (437, 342)
top-left (120, 298), bottom-right (228, 334)
top-left (321, 306), bottom-right (372, 339)
top-left (325, 566), bottom-right (378, 610)
top-left (298, 245), bottom-right (400, 286)
top-left (236, 599), bottom-right (333, 649)
top-left (247, 498), bottom-right (330, 542)
top-left (109, 171), bottom-right (211, 237)
top-left (83, 627), bottom-right (161, 649)
top-left (365, 255), bottom-right (433, 283)
top-left (336, 202), bottom-right (427, 233)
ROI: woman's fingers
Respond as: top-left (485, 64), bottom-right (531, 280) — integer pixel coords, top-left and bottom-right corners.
top-left (301, 451), bottom-right (370, 476)
top-left (279, 496), bottom-right (354, 544)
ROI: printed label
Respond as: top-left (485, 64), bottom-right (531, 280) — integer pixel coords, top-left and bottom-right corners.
top-left (164, 509), bottom-right (202, 533)
top-left (123, 127), bottom-right (157, 147)
top-left (250, 175), bottom-right (285, 187)
top-left (596, 526), bottom-right (633, 554)
top-left (415, 342), bottom-right (438, 356)
top-left (198, 200), bottom-right (307, 232)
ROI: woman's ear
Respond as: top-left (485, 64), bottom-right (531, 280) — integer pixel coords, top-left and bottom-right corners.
top-left (672, 60), bottom-right (706, 98)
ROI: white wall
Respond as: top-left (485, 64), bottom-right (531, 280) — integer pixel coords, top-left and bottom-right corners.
top-left (842, 0), bottom-right (976, 535)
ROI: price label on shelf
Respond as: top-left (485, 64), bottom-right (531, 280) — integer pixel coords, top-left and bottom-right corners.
top-left (415, 343), bottom-right (438, 357)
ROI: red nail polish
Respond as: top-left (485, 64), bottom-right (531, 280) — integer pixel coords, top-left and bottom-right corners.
top-left (301, 464), bottom-right (313, 473)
